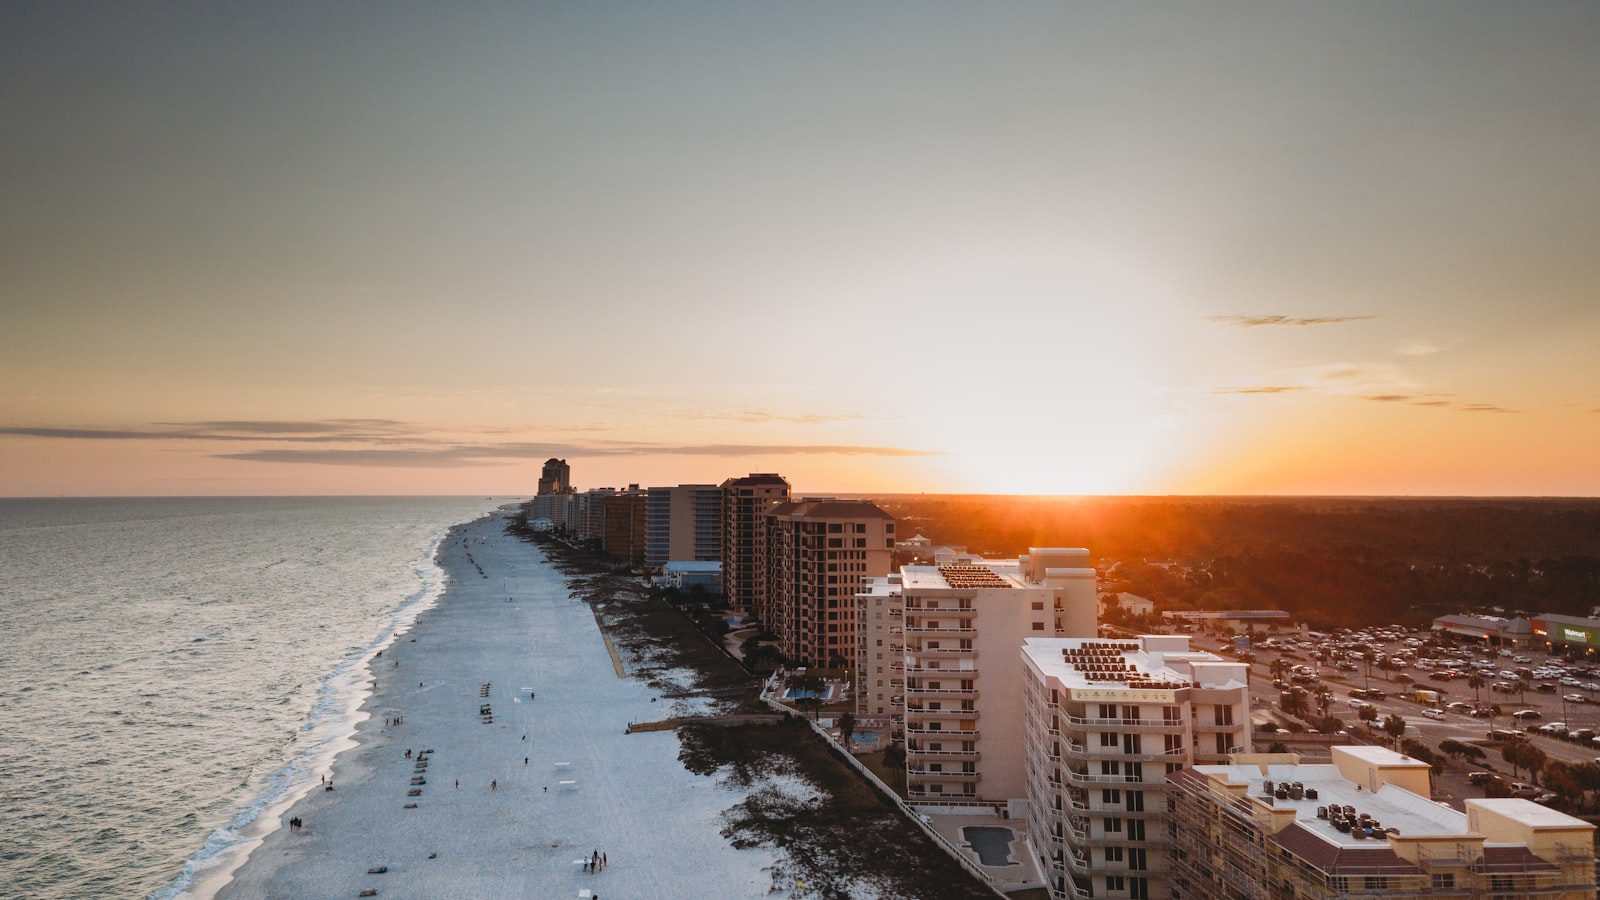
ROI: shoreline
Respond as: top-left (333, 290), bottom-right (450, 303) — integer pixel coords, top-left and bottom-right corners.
top-left (158, 515), bottom-right (465, 900)
top-left (211, 510), bottom-right (780, 899)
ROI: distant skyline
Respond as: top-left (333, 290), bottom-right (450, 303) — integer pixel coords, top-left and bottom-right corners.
top-left (3, 2), bottom-right (1598, 497)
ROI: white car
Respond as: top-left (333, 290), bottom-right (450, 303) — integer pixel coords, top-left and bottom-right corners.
top-left (1423, 708), bottom-right (1446, 720)
top-left (1584, 682), bottom-right (1600, 692)
top-left (1348, 698), bottom-right (1371, 709)
top-left (1564, 694), bottom-right (1588, 703)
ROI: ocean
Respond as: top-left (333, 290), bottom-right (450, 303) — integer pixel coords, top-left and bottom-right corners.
top-left (0, 497), bottom-right (504, 899)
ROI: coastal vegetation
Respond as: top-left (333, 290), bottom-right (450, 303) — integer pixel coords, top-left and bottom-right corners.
top-left (510, 518), bottom-right (993, 899)
top-left (874, 495), bottom-right (1600, 629)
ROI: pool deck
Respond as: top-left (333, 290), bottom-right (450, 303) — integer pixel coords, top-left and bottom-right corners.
top-left (924, 812), bottom-right (1044, 891)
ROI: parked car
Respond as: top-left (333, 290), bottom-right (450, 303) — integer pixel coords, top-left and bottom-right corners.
top-left (1447, 702), bottom-right (1473, 713)
top-left (1423, 708), bottom-right (1446, 720)
top-left (1509, 783), bottom-right (1541, 799)
top-left (1564, 694), bottom-right (1588, 703)
top-left (1348, 698), bottom-right (1371, 709)
top-left (1536, 683), bottom-right (1557, 693)
top-left (1467, 771), bottom-right (1499, 786)
top-left (1567, 728), bottom-right (1595, 742)
top-left (1512, 709), bottom-right (1542, 720)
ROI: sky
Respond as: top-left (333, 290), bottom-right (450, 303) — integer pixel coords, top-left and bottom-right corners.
top-left (2, 2), bottom-right (1598, 497)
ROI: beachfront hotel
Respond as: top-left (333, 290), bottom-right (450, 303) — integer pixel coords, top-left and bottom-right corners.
top-left (898, 550), bottom-right (1101, 804)
top-left (601, 486), bottom-right (646, 569)
top-left (759, 497), bottom-right (894, 668)
top-left (537, 457), bottom-right (572, 495)
top-left (644, 483), bottom-right (722, 570)
top-left (1167, 746), bottom-right (1597, 898)
top-left (856, 573), bottom-right (906, 718)
top-left (719, 473), bottom-right (790, 614)
top-left (1021, 635), bottom-right (1251, 900)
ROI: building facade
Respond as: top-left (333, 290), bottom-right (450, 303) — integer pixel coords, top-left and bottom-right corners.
top-left (644, 484), bottom-right (723, 570)
top-left (856, 574), bottom-right (905, 718)
top-left (900, 550), bottom-right (1101, 804)
top-left (601, 486), bottom-right (646, 569)
top-left (759, 497), bottom-right (894, 668)
top-left (1168, 746), bottom-right (1596, 899)
top-left (1022, 635), bottom-right (1251, 900)
top-left (719, 473), bottom-right (790, 614)
top-left (537, 457), bottom-right (571, 495)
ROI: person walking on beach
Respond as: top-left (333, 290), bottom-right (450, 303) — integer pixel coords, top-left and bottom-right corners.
top-left (523, 756), bottom-right (528, 765)
top-left (454, 779), bottom-right (459, 789)
top-left (602, 852), bottom-right (607, 870)
top-left (491, 779), bottom-right (497, 791)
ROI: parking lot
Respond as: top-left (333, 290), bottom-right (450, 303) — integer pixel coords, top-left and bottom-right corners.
top-left (1180, 624), bottom-right (1600, 809)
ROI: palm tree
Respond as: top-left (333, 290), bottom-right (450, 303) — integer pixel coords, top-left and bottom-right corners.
top-left (1282, 692), bottom-right (1310, 719)
top-left (1382, 714), bottom-right (1408, 748)
top-left (1362, 650), bottom-right (1377, 690)
top-left (1468, 672), bottom-right (1486, 706)
top-left (838, 711), bottom-right (857, 748)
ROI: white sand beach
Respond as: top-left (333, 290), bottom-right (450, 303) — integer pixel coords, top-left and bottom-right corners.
top-left (214, 511), bottom-right (777, 899)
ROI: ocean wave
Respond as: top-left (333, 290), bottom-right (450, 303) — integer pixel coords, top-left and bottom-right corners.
top-left (151, 523), bottom-right (456, 900)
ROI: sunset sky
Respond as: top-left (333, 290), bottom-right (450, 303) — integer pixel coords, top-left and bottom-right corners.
top-left (3, 2), bottom-right (1598, 497)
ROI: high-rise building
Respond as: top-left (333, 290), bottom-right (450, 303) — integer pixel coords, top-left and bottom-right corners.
top-left (895, 550), bottom-right (1099, 803)
top-left (1021, 635), bottom-right (1251, 900)
top-left (644, 484), bottom-right (723, 570)
top-left (855, 574), bottom-right (906, 719)
top-left (719, 473), bottom-right (790, 613)
top-left (759, 498), bottom-right (894, 668)
top-left (571, 487), bottom-right (616, 543)
top-left (537, 457), bottom-right (571, 495)
top-left (1168, 746), bottom-right (1596, 899)
top-left (601, 485), bottom-right (646, 569)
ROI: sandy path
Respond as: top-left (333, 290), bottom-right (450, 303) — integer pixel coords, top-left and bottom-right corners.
top-left (217, 512), bottom-right (774, 899)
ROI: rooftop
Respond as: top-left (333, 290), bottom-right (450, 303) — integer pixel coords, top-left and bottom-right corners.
top-left (901, 560), bottom-right (1030, 591)
top-left (1022, 636), bottom-right (1247, 692)
top-left (768, 497), bottom-right (894, 521)
top-left (1194, 758), bottom-right (1464, 849)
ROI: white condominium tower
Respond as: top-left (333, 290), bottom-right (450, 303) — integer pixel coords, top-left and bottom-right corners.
top-left (901, 549), bottom-right (1099, 804)
top-left (1021, 635), bottom-right (1251, 900)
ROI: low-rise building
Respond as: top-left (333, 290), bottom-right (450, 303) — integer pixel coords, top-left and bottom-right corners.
top-left (1432, 613), bottom-right (1532, 647)
top-left (1168, 746), bottom-right (1596, 899)
top-left (662, 560), bottom-right (722, 593)
top-left (1102, 593), bottom-right (1155, 618)
top-left (1532, 614), bottom-right (1600, 655)
top-left (1162, 609), bottom-right (1293, 634)
top-left (1022, 635), bottom-right (1251, 900)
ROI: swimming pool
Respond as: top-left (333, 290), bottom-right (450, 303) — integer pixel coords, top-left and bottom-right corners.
top-left (963, 826), bottom-right (1015, 866)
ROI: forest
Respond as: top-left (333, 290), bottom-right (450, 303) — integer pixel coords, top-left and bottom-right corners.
top-left (862, 495), bottom-right (1600, 629)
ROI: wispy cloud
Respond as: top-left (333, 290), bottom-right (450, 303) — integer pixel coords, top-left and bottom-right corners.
top-left (1210, 385), bottom-right (1305, 395)
top-left (687, 409), bottom-right (863, 425)
top-left (0, 419), bottom-right (934, 467)
top-left (1394, 338), bottom-right (1442, 356)
top-left (1207, 314), bottom-right (1373, 328)
top-left (1359, 395), bottom-right (1517, 413)
top-left (217, 442), bottom-right (934, 467)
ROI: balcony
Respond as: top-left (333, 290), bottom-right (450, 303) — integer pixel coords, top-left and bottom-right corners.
top-left (905, 725), bottom-right (979, 738)
top-left (910, 646), bottom-right (978, 657)
top-left (905, 705), bottom-right (980, 721)
top-left (1061, 715), bottom-right (1185, 733)
top-left (907, 787), bottom-right (980, 800)
top-left (1062, 767), bottom-right (1148, 787)
top-left (904, 623), bottom-right (978, 637)
top-left (905, 664), bottom-right (979, 677)
top-left (907, 768), bottom-right (980, 782)
top-left (1192, 721), bottom-right (1241, 732)
top-left (907, 746), bottom-right (981, 761)
top-left (905, 686), bottom-right (980, 700)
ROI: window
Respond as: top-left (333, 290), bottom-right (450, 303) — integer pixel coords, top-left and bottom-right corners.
top-left (1100, 731), bottom-right (1119, 747)
top-left (1128, 848), bottom-right (1147, 870)
top-left (1102, 788), bottom-right (1121, 804)
top-left (1104, 817), bottom-right (1123, 833)
top-left (1215, 733), bottom-right (1230, 754)
top-left (1103, 846), bottom-right (1124, 863)
top-left (1364, 877), bottom-right (1387, 891)
top-left (1214, 704), bottom-right (1234, 726)
top-left (1032, 601), bottom-right (1044, 610)
top-left (1127, 820), bottom-right (1145, 841)
top-left (1432, 874), bottom-right (1456, 890)
top-left (1122, 734), bottom-right (1142, 754)
top-left (1031, 622), bottom-right (1045, 631)
top-left (1129, 877), bottom-right (1149, 899)
top-left (1124, 791), bottom-right (1144, 812)
top-left (1105, 875), bottom-right (1125, 892)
